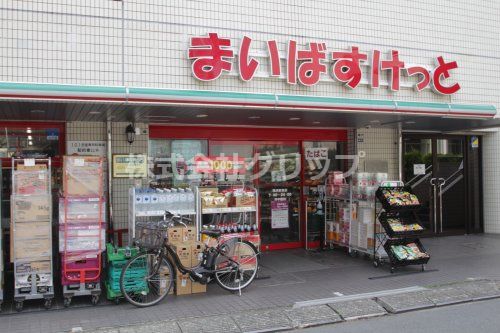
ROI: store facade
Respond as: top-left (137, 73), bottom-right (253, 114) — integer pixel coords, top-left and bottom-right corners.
top-left (1, 0), bottom-right (500, 255)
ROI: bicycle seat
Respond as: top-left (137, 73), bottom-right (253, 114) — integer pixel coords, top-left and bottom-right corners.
top-left (200, 229), bottom-right (222, 238)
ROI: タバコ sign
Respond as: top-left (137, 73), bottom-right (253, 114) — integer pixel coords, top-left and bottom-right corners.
top-left (188, 33), bottom-right (460, 95)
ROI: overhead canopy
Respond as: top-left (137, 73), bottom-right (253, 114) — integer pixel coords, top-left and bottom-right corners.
top-left (0, 82), bottom-right (498, 132)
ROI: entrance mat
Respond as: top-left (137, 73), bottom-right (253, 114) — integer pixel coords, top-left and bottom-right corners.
top-left (177, 315), bottom-right (240, 333)
top-left (368, 269), bottom-right (439, 280)
top-left (327, 299), bottom-right (387, 320)
top-left (231, 307), bottom-right (292, 332)
top-left (284, 304), bottom-right (342, 328)
top-left (376, 291), bottom-right (435, 313)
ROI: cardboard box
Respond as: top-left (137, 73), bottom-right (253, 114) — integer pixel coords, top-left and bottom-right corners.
top-left (176, 273), bottom-right (192, 295)
top-left (13, 169), bottom-right (49, 195)
top-left (167, 227), bottom-right (185, 244)
top-left (231, 195), bottom-right (256, 207)
top-left (233, 242), bottom-right (258, 271)
top-left (14, 221), bottom-right (50, 239)
top-left (158, 265), bottom-right (174, 295)
top-left (11, 195), bottom-right (51, 222)
top-left (184, 227), bottom-right (197, 242)
top-left (16, 260), bottom-right (51, 274)
top-left (59, 197), bottom-right (106, 223)
top-left (63, 156), bottom-right (103, 196)
top-left (172, 243), bottom-right (191, 267)
top-left (14, 237), bottom-right (51, 260)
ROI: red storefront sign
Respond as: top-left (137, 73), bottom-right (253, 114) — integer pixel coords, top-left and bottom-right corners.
top-left (188, 33), bottom-right (460, 95)
top-left (194, 155), bottom-right (246, 174)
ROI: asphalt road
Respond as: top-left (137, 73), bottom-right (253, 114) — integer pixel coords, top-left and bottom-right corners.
top-left (294, 298), bottom-right (500, 333)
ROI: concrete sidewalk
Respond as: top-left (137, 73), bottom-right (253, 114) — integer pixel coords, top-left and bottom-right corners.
top-left (2, 234), bottom-right (500, 333)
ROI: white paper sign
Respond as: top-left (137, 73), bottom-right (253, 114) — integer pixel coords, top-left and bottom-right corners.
top-left (271, 199), bottom-right (289, 229)
top-left (413, 164), bottom-right (426, 175)
top-left (67, 141), bottom-right (106, 156)
top-left (24, 158), bottom-right (35, 167)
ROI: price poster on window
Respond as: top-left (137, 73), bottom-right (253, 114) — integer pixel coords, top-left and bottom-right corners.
top-left (271, 199), bottom-right (289, 229)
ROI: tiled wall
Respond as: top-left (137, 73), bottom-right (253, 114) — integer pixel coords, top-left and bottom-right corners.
top-left (66, 121), bottom-right (148, 231)
top-left (481, 131), bottom-right (500, 234)
top-left (356, 127), bottom-right (399, 180)
top-left (0, 1), bottom-right (499, 108)
top-left (111, 122), bottom-right (148, 230)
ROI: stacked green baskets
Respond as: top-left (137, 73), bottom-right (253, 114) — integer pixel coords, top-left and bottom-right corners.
top-left (105, 243), bottom-right (148, 303)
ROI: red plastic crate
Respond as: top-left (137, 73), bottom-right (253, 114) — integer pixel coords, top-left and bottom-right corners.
top-left (60, 253), bottom-right (101, 285)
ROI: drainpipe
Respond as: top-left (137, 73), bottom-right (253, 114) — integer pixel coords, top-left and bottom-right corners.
top-left (107, 120), bottom-right (114, 234)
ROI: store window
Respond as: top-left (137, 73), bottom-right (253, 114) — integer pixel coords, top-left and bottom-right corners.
top-left (0, 126), bottom-right (61, 159)
top-left (149, 139), bottom-right (208, 187)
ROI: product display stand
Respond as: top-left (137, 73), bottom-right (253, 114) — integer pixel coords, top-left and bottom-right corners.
top-left (324, 180), bottom-right (354, 251)
top-left (196, 182), bottom-right (260, 250)
top-left (60, 156), bottom-right (106, 307)
top-left (373, 181), bottom-right (429, 273)
top-left (11, 158), bottom-right (54, 311)
top-left (128, 187), bottom-right (197, 245)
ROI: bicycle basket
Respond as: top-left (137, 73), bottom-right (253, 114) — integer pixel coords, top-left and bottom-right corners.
top-left (134, 221), bottom-right (168, 249)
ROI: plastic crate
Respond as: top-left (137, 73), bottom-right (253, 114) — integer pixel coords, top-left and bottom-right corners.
top-left (106, 243), bottom-right (140, 263)
top-left (61, 254), bottom-right (100, 285)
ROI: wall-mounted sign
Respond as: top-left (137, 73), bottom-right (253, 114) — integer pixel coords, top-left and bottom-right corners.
top-left (46, 128), bottom-right (59, 140)
top-left (194, 155), bottom-right (246, 174)
top-left (305, 147), bottom-right (328, 160)
top-left (413, 164), bottom-right (426, 175)
top-left (67, 141), bottom-right (106, 156)
top-left (188, 33), bottom-right (460, 95)
top-left (112, 154), bottom-right (147, 178)
top-left (471, 136), bottom-right (479, 149)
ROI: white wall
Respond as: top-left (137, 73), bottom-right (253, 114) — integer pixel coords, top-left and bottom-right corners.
top-left (0, 1), bottom-right (499, 109)
top-left (482, 130), bottom-right (500, 234)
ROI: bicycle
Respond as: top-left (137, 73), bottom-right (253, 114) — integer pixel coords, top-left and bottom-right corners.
top-left (120, 212), bottom-right (260, 307)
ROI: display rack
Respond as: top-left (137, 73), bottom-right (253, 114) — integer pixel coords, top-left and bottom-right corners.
top-left (373, 181), bottom-right (430, 273)
top-left (11, 158), bottom-right (54, 311)
top-left (196, 182), bottom-right (260, 250)
top-left (128, 187), bottom-right (197, 245)
top-left (60, 156), bottom-right (106, 307)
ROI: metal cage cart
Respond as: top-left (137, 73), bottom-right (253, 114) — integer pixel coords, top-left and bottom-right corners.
top-left (196, 182), bottom-right (260, 251)
top-left (373, 181), bottom-right (430, 273)
top-left (60, 156), bottom-right (106, 307)
top-left (11, 158), bottom-right (54, 311)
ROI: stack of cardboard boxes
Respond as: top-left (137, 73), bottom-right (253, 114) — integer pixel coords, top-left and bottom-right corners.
top-left (59, 156), bottom-right (106, 287)
top-left (167, 226), bottom-right (207, 295)
top-left (11, 161), bottom-right (53, 293)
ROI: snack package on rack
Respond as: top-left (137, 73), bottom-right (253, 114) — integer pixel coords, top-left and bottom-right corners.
top-left (63, 156), bottom-right (103, 197)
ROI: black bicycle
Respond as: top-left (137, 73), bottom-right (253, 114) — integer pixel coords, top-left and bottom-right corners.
top-left (120, 213), bottom-right (260, 307)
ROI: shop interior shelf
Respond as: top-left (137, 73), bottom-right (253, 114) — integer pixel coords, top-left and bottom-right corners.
top-left (135, 210), bottom-right (196, 217)
top-left (378, 212), bottom-right (425, 238)
top-left (202, 206), bottom-right (256, 214)
top-left (383, 238), bottom-right (430, 267)
top-left (376, 186), bottom-right (421, 212)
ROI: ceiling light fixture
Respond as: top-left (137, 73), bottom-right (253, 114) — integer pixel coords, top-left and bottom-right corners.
top-left (146, 115), bottom-right (177, 119)
top-left (405, 121), bottom-right (416, 124)
top-left (196, 114), bottom-right (208, 118)
top-left (248, 116), bottom-right (261, 119)
top-left (28, 141), bottom-right (33, 146)
top-left (27, 135), bottom-right (32, 140)
top-left (313, 121), bottom-right (321, 124)
top-left (289, 117), bottom-right (301, 121)
top-left (26, 128), bottom-right (32, 134)
top-left (30, 109), bottom-right (45, 113)
top-left (370, 120), bottom-right (380, 123)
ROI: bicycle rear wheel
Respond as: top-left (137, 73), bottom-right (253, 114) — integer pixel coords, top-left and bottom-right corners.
top-left (214, 240), bottom-right (259, 292)
top-left (120, 251), bottom-right (174, 307)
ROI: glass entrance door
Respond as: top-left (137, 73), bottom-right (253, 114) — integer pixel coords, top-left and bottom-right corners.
top-left (403, 135), bottom-right (469, 235)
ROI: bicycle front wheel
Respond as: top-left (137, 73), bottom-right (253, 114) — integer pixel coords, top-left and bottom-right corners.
top-left (214, 240), bottom-right (259, 292)
top-left (120, 251), bottom-right (174, 307)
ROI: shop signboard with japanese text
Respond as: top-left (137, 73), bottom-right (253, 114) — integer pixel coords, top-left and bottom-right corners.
top-left (188, 33), bottom-right (460, 95)
top-left (67, 141), bottom-right (106, 157)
